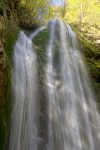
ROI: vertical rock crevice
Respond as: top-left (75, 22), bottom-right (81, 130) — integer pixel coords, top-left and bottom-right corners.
top-left (0, 35), bottom-right (7, 109)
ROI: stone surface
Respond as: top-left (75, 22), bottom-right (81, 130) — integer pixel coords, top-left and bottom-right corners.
top-left (0, 39), bottom-right (7, 108)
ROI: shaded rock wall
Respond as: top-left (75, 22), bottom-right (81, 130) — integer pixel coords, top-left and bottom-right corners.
top-left (0, 40), bottom-right (7, 108)
top-left (0, 14), bottom-right (19, 150)
top-left (0, 15), bottom-right (7, 109)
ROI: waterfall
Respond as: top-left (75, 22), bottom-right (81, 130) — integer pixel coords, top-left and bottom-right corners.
top-left (9, 19), bottom-right (100, 150)
top-left (9, 32), bottom-right (38, 150)
top-left (45, 19), bottom-right (100, 150)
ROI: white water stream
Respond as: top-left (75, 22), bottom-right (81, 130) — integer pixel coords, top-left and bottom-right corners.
top-left (9, 19), bottom-right (100, 150)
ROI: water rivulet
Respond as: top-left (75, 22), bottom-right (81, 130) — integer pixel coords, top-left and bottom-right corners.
top-left (9, 19), bottom-right (100, 150)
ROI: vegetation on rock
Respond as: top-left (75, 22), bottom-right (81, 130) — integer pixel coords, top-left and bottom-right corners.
top-left (0, 12), bottom-right (19, 150)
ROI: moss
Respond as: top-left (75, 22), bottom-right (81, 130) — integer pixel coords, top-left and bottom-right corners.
top-left (33, 29), bottom-right (49, 146)
top-left (33, 29), bottom-right (49, 65)
top-left (0, 24), bottom-right (20, 150)
top-left (33, 28), bottom-right (49, 84)
top-left (86, 60), bottom-right (100, 80)
top-left (33, 29), bottom-right (49, 51)
top-left (4, 24), bottom-right (20, 92)
top-left (4, 26), bottom-right (19, 59)
top-left (71, 24), bottom-right (100, 102)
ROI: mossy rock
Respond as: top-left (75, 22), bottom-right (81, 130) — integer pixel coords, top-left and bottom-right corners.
top-left (33, 28), bottom-right (49, 65)
top-left (0, 22), bottom-right (20, 150)
top-left (71, 24), bottom-right (100, 102)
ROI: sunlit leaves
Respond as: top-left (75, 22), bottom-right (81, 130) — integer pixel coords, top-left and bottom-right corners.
top-left (18, 0), bottom-right (50, 23)
top-left (63, 0), bottom-right (100, 25)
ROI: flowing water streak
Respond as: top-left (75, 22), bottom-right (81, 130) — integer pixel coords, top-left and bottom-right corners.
top-left (60, 21), bottom-right (100, 150)
top-left (46, 19), bottom-right (100, 150)
top-left (45, 20), bottom-right (60, 150)
top-left (29, 27), bottom-right (45, 39)
top-left (9, 32), bottom-right (38, 150)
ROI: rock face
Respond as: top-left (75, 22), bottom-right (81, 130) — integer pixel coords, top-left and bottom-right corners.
top-left (0, 40), bottom-right (7, 108)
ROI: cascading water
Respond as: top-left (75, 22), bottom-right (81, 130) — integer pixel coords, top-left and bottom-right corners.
top-left (9, 32), bottom-right (38, 150)
top-left (45, 19), bottom-right (100, 150)
top-left (9, 19), bottom-right (100, 150)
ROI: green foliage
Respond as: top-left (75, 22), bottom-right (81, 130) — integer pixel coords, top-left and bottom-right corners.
top-left (72, 25), bottom-right (100, 101)
top-left (4, 25), bottom-right (19, 59)
top-left (18, 0), bottom-right (50, 24)
top-left (33, 29), bottom-right (49, 63)
top-left (0, 0), bottom-right (6, 11)
top-left (63, 0), bottom-right (100, 25)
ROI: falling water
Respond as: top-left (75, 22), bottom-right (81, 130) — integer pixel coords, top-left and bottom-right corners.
top-left (9, 32), bottom-right (38, 150)
top-left (29, 27), bottom-right (45, 39)
top-left (45, 19), bottom-right (100, 150)
top-left (9, 19), bottom-right (100, 150)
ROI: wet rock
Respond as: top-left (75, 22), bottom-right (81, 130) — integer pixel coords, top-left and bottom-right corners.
top-left (0, 40), bottom-right (7, 109)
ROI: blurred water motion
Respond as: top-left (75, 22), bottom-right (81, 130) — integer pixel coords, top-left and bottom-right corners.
top-left (9, 32), bottom-right (38, 150)
top-left (45, 19), bottom-right (100, 150)
top-left (9, 19), bottom-right (100, 150)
